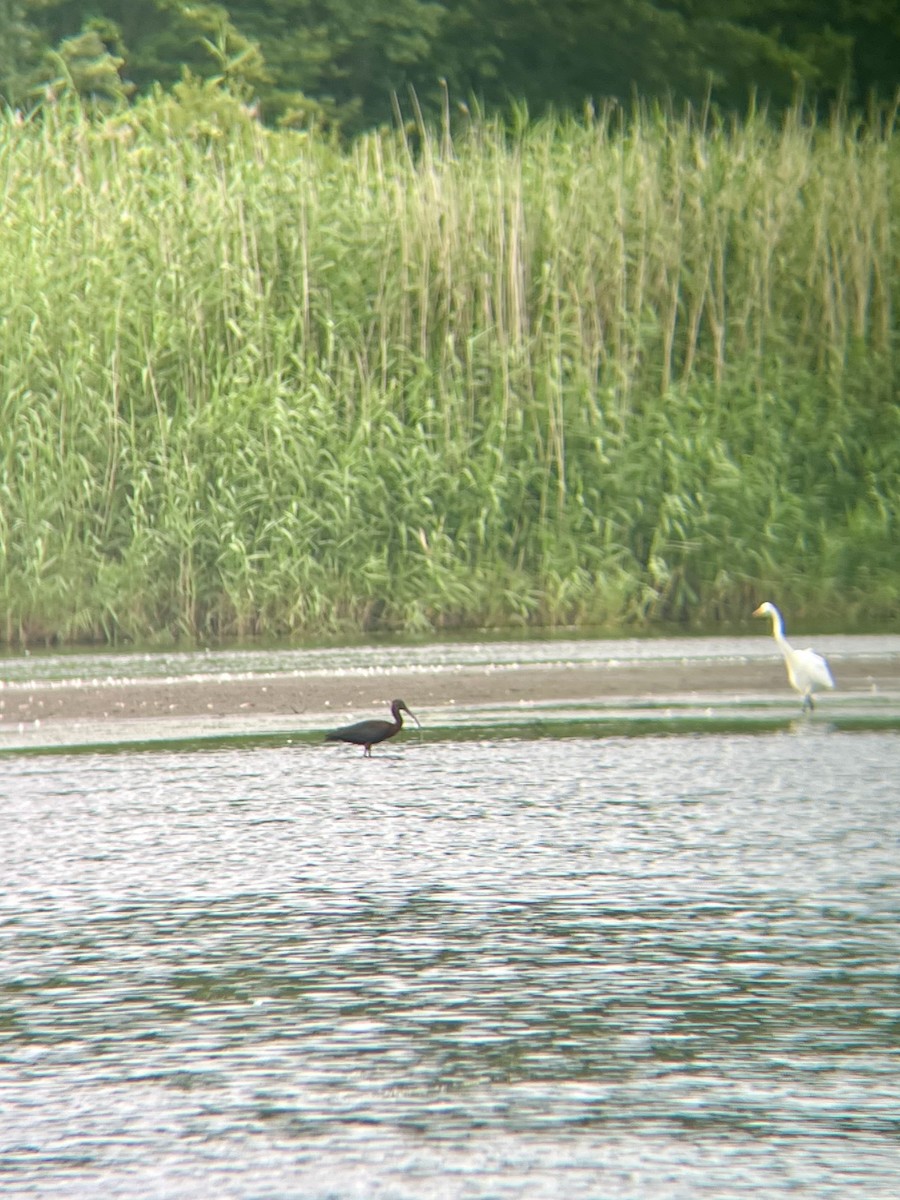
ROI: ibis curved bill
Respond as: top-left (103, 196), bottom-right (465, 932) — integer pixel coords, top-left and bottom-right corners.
top-left (325, 699), bottom-right (420, 756)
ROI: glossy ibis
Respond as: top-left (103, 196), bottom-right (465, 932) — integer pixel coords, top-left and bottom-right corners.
top-left (753, 601), bottom-right (835, 712)
top-left (325, 699), bottom-right (420, 756)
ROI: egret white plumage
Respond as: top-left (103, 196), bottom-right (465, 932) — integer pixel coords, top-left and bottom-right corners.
top-left (752, 601), bottom-right (835, 712)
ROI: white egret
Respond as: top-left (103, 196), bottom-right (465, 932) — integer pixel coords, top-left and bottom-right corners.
top-left (752, 601), bottom-right (835, 712)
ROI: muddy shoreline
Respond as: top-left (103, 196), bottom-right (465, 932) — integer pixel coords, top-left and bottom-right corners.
top-left (2, 658), bottom-right (897, 728)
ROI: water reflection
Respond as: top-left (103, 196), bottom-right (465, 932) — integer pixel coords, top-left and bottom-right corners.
top-left (2, 631), bottom-right (899, 685)
top-left (2, 733), bottom-right (899, 1197)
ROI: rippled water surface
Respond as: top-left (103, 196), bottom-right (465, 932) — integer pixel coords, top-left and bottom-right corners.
top-left (3, 630), bottom-right (900, 686)
top-left (2, 731), bottom-right (899, 1198)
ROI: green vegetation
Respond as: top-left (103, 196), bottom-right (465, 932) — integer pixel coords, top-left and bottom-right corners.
top-left (0, 92), bottom-right (897, 644)
top-left (4, 1), bottom-right (899, 135)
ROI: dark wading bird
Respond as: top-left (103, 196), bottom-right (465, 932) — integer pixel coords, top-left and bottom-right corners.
top-left (325, 699), bottom-right (421, 756)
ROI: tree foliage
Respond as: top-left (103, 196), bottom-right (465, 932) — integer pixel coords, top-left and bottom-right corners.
top-left (2, 1), bottom-right (898, 130)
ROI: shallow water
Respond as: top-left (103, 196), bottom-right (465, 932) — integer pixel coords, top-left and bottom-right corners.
top-left (3, 630), bottom-right (899, 686)
top-left (2, 730), bottom-right (898, 1198)
top-left (2, 631), bottom-right (898, 755)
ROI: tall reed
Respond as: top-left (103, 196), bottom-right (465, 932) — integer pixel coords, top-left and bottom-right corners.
top-left (0, 94), bottom-right (896, 642)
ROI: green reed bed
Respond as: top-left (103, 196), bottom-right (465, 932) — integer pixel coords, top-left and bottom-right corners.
top-left (0, 95), bottom-right (897, 643)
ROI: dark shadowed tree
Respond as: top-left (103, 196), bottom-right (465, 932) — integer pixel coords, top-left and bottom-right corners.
top-left (220, 0), bottom-right (446, 129)
top-left (18, 0), bottom-right (266, 105)
top-left (13, 0), bottom-right (900, 128)
top-left (0, 0), bottom-right (31, 103)
top-left (428, 0), bottom-right (865, 118)
top-left (664, 1), bottom-right (899, 105)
